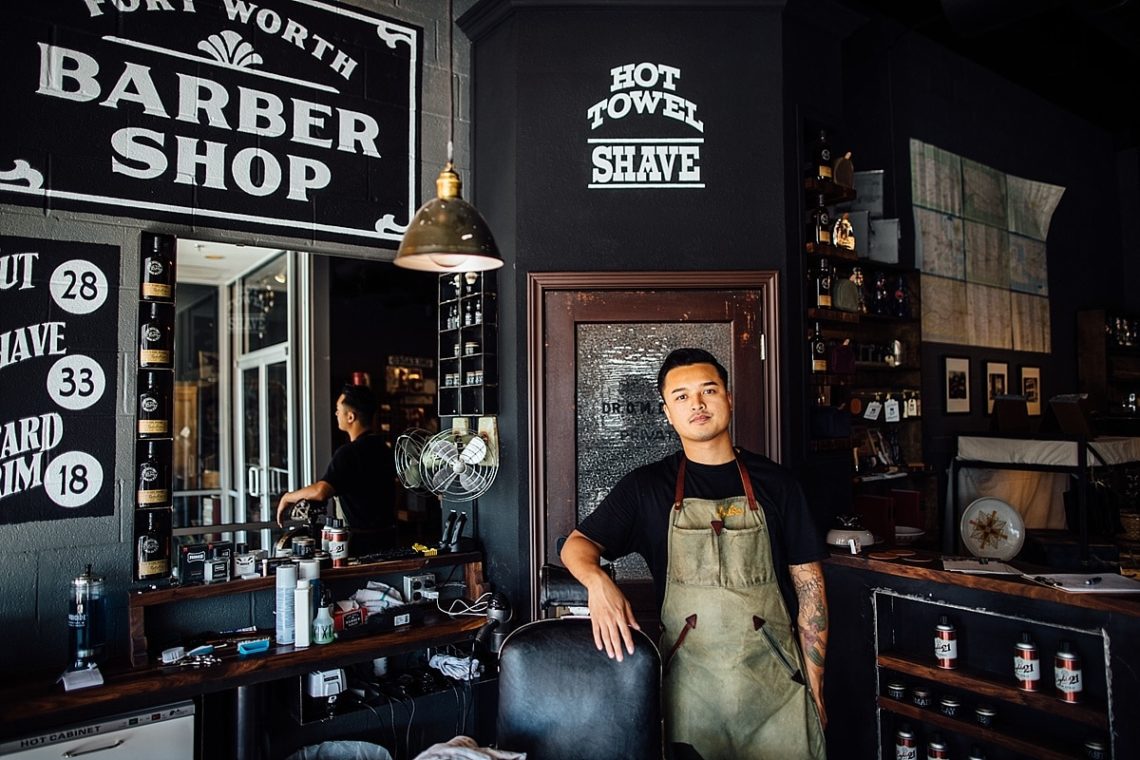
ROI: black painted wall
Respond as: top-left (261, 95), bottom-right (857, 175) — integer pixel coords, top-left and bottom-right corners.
top-left (460, 0), bottom-right (790, 619)
top-left (460, 0), bottom-right (1137, 618)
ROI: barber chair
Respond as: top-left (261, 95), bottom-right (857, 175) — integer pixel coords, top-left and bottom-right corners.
top-left (495, 566), bottom-right (663, 760)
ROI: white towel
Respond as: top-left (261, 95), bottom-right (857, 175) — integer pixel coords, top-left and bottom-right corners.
top-left (411, 735), bottom-right (525, 760)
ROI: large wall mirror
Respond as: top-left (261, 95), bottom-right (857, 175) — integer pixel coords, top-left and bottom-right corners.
top-left (172, 238), bottom-right (441, 553)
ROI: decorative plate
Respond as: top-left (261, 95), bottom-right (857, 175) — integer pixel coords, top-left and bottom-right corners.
top-left (960, 497), bottom-right (1025, 560)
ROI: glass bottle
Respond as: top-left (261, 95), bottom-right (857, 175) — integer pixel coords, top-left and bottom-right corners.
top-left (809, 129), bottom-right (833, 182)
top-left (137, 369), bottom-right (172, 438)
top-left (68, 565), bottom-right (106, 670)
top-left (135, 507), bottom-right (172, 582)
top-left (136, 439), bottom-right (172, 507)
top-left (138, 302), bottom-right (174, 368)
top-left (809, 322), bottom-right (828, 374)
top-left (814, 256), bottom-right (833, 309)
top-left (805, 193), bottom-right (832, 254)
top-left (893, 275), bottom-right (911, 319)
top-left (139, 232), bottom-right (176, 302)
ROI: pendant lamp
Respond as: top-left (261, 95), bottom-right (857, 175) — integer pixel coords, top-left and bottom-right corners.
top-left (394, 0), bottom-right (502, 273)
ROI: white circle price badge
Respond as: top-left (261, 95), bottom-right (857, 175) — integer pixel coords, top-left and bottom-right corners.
top-left (49, 259), bottom-right (109, 315)
top-left (47, 355), bottom-right (106, 410)
top-left (44, 451), bottom-right (104, 508)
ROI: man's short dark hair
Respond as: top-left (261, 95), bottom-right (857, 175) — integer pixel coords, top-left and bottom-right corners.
top-left (657, 348), bottom-right (729, 397)
top-left (340, 383), bottom-right (376, 421)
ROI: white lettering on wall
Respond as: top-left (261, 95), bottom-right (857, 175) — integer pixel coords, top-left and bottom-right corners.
top-left (36, 44), bottom-right (371, 201)
top-left (586, 62), bottom-right (705, 189)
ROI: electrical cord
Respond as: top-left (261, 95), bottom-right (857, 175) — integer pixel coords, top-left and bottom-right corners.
top-left (437, 591), bottom-right (493, 617)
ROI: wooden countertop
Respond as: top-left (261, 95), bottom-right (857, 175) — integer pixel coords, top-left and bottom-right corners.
top-left (0, 614), bottom-right (485, 740)
top-left (824, 550), bottom-right (1140, 617)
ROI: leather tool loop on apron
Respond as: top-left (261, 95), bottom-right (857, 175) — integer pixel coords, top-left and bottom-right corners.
top-left (664, 613), bottom-right (698, 667)
top-left (710, 520), bottom-right (724, 535)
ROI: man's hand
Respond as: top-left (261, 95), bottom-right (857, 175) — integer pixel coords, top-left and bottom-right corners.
top-left (275, 495), bottom-right (294, 527)
top-left (276, 481), bottom-right (333, 527)
top-left (560, 531), bottom-right (641, 661)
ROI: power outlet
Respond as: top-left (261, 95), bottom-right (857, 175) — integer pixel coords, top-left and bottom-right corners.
top-left (403, 573), bottom-right (436, 602)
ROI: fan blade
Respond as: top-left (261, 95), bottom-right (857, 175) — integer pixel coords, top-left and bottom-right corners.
top-left (459, 436), bottom-right (487, 465)
top-left (402, 465), bottom-right (422, 489)
top-left (459, 469), bottom-right (489, 496)
top-left (426, 438), bottom-right (460, 465)
top-left (430, 467), bottom-right (459, 493)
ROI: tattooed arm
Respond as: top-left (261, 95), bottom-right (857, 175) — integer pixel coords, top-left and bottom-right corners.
top-left (790, 561), bottom-right (828, 729)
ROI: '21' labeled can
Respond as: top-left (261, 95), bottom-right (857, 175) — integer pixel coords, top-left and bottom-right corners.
top-left (894, 725), bottom-right (917, 760)
top-left (1014, 633), bottom-right (1040, 691)
top-left (934, 615), bottom-right (957, 669)
top-left (1055, 640), bottom-right (1083, 703)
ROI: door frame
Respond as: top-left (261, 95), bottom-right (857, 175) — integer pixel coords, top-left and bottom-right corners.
top-left (525, 271), bottom-right (783, 618)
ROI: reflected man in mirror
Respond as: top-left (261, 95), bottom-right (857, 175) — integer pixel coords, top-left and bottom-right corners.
top-left (561, 348), bottom-right (828, 759)
top-left (277, 383), bottom-right (396, 554)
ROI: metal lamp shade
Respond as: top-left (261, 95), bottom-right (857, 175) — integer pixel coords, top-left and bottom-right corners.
top-left (395, 165), bottom-right (503, 272)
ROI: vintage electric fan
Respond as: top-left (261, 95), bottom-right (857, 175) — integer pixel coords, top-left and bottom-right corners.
top-left (418, 428), bottom-right (498, 500)
top-left (393, 428), bottom-right (433, 493)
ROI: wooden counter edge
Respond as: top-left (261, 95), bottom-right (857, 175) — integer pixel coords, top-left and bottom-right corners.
top-left (0, 615), bottom-right (486, 740)
top-left (824, 552), bottom-right (1140, 617)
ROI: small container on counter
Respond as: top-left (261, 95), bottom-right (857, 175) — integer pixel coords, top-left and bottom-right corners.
top-left (938, 696), bottom-right (960, 718)
top-left (974, 704), bottom-right (996, 727)
top-left (912, 687), bottom-right (932, 708)
top-left (886, 681), bottom-right (907, 701)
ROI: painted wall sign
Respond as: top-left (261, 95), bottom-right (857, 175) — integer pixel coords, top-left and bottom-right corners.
top-left (1, 1), bottom-right (420, 245)
top-left (0, 237), bottom-right (120, 525)
top-left (587, 62), bottom-right (705, 189)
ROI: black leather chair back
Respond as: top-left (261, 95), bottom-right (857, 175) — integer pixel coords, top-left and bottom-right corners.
top-left (496, 617), bottom-right (663, 760)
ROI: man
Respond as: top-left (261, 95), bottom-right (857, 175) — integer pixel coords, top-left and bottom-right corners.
top-left (277, 383), bottom-right (396, 554)
top-left (561, 348), bottom-right (828, 760)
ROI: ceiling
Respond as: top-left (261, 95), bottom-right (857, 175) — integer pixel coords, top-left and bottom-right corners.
top-left (176, 239), bottom-right (284, 286)
top-left (845, 0), bottom-right (1140, 149)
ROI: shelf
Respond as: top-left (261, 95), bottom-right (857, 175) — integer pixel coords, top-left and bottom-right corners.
top-left (877, 652), bottom-right (1107, 730)
top-left (809, 373), bottom-right (854, 386)
top-left (0, 615), bottom-right (487, 737)
top-left (807, 307), bottom-right (859, 324)
top-left (805, 244), bottom-right (859, 262)
top-left (879, 697), bottom-right (1084, 760)
top-left (809, 436), bottom-right (854, 452)
top-left (803, 176), bottom-right (856, 204)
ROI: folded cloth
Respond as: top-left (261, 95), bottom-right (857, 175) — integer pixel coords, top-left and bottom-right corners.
top-left (350, 582), bottom-right (405, 613)
top-left (412, 736), bottom-right (524, 760)
top-left (428, 653), bottom-right (483, 681)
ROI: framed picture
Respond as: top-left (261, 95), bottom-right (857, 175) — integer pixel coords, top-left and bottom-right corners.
top-left (1020, 365), bottom-right (1042, 416)
top-left (944, 356), bottom-right (971, 414)
top-left (985, 361), bottom-right (1009, 414)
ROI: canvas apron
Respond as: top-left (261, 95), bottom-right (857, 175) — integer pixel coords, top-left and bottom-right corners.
top-left (660, 456), bottom-right (825, 760)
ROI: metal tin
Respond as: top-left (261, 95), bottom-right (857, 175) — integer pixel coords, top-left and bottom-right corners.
top-left (939, 696), bottom-right (960, 718)
top-left (967, 747), bottom-right (987, 760)
top-left (935, 616), bottom-right (958, 669)
top-left (894, 725), bottom-right (917, 760)
top-left (1015, 634), bottom-right (1041, 691)
top-left (1084, 739), bottom-right (1107, 760)
top-left (926, 736), bottom-right (949, 760)
top-left (974, 704), bottom-right (996, 727)
top-left (886, 681), bottom-right (907, 700)
top-left (327, 527), bottom-right (348, 568)
top-left (912, 687), bottom-right (932, 708)
top-left (292, 536), bottom-right (315, 559)
top-left (1055, 644), bottom-right (1083, 703)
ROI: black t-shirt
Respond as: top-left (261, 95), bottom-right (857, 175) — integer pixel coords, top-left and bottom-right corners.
top-left (321, 433), bottom-right (396, 536)
top-left (577, 448), bottom-right (826, 621)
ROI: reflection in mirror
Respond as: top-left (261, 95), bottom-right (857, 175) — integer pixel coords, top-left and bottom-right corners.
top-left (172, 240), bottom-right (441, 556)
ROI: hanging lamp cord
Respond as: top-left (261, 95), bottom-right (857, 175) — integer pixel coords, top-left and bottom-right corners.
top-left (446, 0), bottom-right (455, 165)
